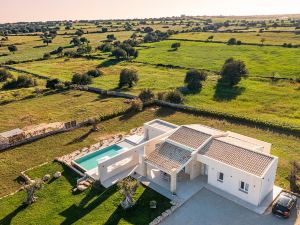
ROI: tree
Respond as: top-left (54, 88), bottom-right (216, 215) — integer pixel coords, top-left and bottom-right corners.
top-left (70, 37), bottom-right (81, 46)
top-left (287, 161), bottom-right (300, 193)
top-left (144, 27), bottom-right (154, 33)
top-left (117, 177), bottom-right (139, 209)
top-left (227, 38), bottom-right (237, 45)
top-left (43, 53), bottom-right (51, 60)
top-left (46, 78), bottom-right (60, 89)
top-left (112, 48), bottom-right (127, 60)
top-left (119, 68), bottom-right (139, 88)
top-left (3, 75), bottom-right (37, 89)
top-left (207, 35), bottom-right (214, 42)
top-left (165, 90), bottom-right (183, 104)
top-left (23, 179), bottom-right (44, 205)
top-left (261, 38), bottom-right (266, 46)
top-left (97, 43), bottom-right (113, 52)
top-left (8, 45), bottom-right (17, 54)
top-left (138, 89), bottom-right (155, 103)
top-left (80, 37), bottom-right (89, 45)
top-left (72, 73), bottom-right (92, 85)
top-left (220, 58), bottom-right (248, 86)
top-left (87, 69), bottom-right (103, 78)
top-left (171, 42), bottom-right (181, 50)
top-left (0, 69), bottom-right (12, 82)
top-left (75, 29), bottom-right (84, 36)
top-left (184, 69), bottom-right (207, 92)
top-left (102, 27), bottom-right (108, 33)
top-left (42, 37), bottom-right (52, 46)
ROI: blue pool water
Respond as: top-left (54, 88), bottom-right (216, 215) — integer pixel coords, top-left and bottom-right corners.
top-left (74, 144), bottom-right (123, 171)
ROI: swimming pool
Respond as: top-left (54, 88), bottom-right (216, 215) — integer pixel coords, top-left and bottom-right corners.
top-left (74, 144), bottom-right (124, 171)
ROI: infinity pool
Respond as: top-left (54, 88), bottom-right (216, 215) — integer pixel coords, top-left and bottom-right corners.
top-left (74, 144), bottom-right (124, 171)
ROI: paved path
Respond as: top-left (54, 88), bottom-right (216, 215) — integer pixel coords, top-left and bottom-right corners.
top-left (160, 188), bottom-right (300, 225)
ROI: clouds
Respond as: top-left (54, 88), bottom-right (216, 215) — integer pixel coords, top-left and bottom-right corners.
top-left (0, 0), bottom-right (299, 23)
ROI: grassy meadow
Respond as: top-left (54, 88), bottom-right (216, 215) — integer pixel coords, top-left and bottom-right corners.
top-left (0, 90), bottom-right (128, 132)
top-left (171, 31), bottom-right (300, 45)
top-left (135, 40), bottom-right (300, 79)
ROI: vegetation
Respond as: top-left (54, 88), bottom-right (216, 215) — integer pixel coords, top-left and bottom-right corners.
top-left (119, 68), bottom-right (139, 88)
top-left (184, 69), bottom-right (207, 92)
top-left (138, 89), bottom-right (155, 103)
top-left (72, 73), bottom-right (92, 85)
top-left (0, 69), bottom-right (12, 82)
top-left (2, 75), bottom-right (37, 90)
top-left (117, 177), bottom-right (139, 209)
top-left (220, 58), bottom-right (248, 86)
top-left (164, 90), bottom-right (183, 104)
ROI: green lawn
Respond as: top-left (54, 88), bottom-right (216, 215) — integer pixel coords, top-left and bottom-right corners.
top-left (135, 40), bottom-right (300, 79)
top-left (0, 107), bottom-right (299, 198)
top-left (0, 162), bottom-right (171, 225)
top-left (171, 32), bottom-right (300, 45)
top-left (0, 90), bottom-right (129, 132)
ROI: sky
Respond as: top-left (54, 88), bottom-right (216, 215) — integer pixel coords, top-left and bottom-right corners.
top-left (0, 0), bottom-right (299, 23)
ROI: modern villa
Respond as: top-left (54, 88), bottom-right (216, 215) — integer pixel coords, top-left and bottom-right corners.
top-left (72, 119), bottom-right (279, 210)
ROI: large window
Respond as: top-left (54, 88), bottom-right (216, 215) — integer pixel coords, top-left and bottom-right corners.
top-left (217, 172), bottom-right (224, 182)
top-left (239, 181), bottom-right (249, 193)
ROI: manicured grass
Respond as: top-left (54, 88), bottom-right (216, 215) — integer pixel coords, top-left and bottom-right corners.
top-left (0, 162), bottom-right (171, 225)
top-left (0, 107), bottom-right (298, 197)
top-left (135, 40), bottom-right (300, 79)
top-left (0, 90), bottom-right (129, 132)
top-left (171, 32), bottom-right (300, 45)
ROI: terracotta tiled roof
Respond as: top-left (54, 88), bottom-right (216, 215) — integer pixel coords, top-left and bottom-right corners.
top-left (199, 139), bottom-right (274, 176)
top-left (168, 126), bottom-right (211, 150)
top-left (145, 142), bottom-right (192, 172)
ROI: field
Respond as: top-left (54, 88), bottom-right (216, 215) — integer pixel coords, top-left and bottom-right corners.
top-left (135, 40), bottom-right (300, 79)
top-left (0, 162), bottom-right (171, 225)
top-left (0, 107), bottom-right (299, 198)
top-left (0, 90), bottom-right (128, 132)
top-left (0, 31), bottom-right (133, 63)
top-left (9, 58), bottom-right (300, 127)
top-left (171, 31), bottom-right (300, 45)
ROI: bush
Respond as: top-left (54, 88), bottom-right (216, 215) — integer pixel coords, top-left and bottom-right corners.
top-left (157, 92), bottom-right (166, 100)
top-left (3, 75), bottom-right (37, 89)
top-left (54, 82), bottom-right (65, 90)
top-left (171, 42), bottom-right (181, 50)
top-left (97, 43), bottom-right (113, 52)
top-left (130, 98), bottom-right (143, 112)
top-left (46, 78), bottom-right (60, 89)
top-left (112, 48), bottom-right (127, 60)
top-left (220, 58), bottom-right (248, 86)
top-left (138, 89), bottom-right (155, 103)
top-left (0, 69), bottom-right (12, 82)
top-left (228, 38), bottom-right (237, 45)
top-left (72, 73), bottom-right (92, 85)
top-left (43, 53), bottom-right (51, 59)
top-left (86, 69), bottom-right (103, 78)
top-left (165, 90), bottom-right (183, 104)
top-left (119, 68), bottom-right (139, 88)
top-left (184, 69), bottom-right (207, 92)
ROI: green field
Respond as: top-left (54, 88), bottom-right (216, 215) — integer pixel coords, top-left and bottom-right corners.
top-left (135, 40), bottom-right (300, 79)
top-left (0, 162), bottom-right (171, 225)
top-left (0, 107), bottom-right (299, 198)
top-left (0, 90), bottom-right (128, 132)
top-left (171, 31), bottom-right (300, 45)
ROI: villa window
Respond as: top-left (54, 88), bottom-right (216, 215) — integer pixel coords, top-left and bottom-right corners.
top-left (217, 172), bottom-right (224, 182)
top-left (239, 181), bottom-right (249, 193)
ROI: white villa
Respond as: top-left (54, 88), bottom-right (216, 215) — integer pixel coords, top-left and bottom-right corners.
top-left (73, 119), bottom-right (279, 211)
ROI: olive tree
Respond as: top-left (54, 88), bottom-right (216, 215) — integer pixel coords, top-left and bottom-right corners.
top-left (184, 69), bottom-right (207, 92)
top-left (118, 68), bottom-right (139, 88)
top-left (220, 58), bottom-right (248, 86)
top-left (117, 177), bottom-right (139, 209)
top-left (8, 45), bottom-right (17, 54)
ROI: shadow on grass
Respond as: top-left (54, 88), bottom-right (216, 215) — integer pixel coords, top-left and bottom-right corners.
top-left (59, 184), bottom-right (117, 225)
top-left (0, 204), bottom-right (28, 225)
top-left (104, 186), bottom-right (171, 225)
top-left (33, 45), bottom-right (47, 48)
top-left (119, 108), bottom-right (139, 121)
top-left (213, 81), bottom-right (245, 102)
top-left (155, 107), bottom-right (176, 117)
top-left (97, 58), bottom-right (121, 68)
top-left (66, 130), bottom-right (93, 145)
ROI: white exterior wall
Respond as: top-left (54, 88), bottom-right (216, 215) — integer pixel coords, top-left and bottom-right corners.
top-left (144, 124), bottom-right (167, 140)
top-left (198, 155), bottom-right (263, 206)
top-left (259, 157), bottom-right (278, 203)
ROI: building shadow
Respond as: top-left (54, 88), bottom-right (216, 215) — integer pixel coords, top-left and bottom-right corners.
top-left (213, 80), bottom-right (245, 102)
top-left (0, 204), bottom-right (28, 225)
top-left (59, 185), bottom-right (117, 225)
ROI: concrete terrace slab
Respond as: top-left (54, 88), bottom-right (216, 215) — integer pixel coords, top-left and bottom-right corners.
top-left (160, 188), bottom-right (300, 225)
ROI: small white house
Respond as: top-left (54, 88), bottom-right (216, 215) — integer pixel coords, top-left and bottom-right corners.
top-left (77, 119), bottom-right (278, 208)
